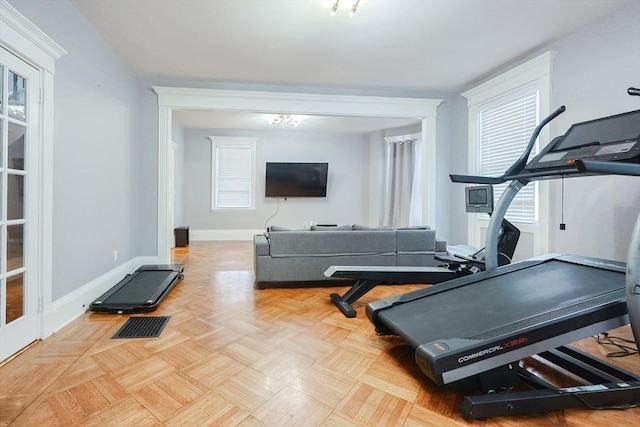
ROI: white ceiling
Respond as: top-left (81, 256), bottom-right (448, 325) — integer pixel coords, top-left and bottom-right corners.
top-left (71, 0), bottom-right (632, 132)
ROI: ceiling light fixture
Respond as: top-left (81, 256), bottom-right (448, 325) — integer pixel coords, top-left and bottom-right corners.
top-left (328, 0), bottom-right (361, 16)
top-left (330, 0), bottom-right (339, 16)
top-left (269, 114), bottom-right (301, 128)
top-left (349, 0), bottom-right (360, 16)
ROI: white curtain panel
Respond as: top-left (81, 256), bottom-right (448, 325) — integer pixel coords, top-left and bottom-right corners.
top-left (382, 134), bottom-right (422, 227)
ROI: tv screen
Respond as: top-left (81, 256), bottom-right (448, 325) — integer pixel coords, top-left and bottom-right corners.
top-left (265, 162), bottom-right (328, 197)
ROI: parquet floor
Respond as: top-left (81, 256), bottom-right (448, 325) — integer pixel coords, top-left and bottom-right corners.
top-left (1, 241), bottom-right (639, 426)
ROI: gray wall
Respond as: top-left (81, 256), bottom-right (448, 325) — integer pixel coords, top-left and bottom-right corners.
top-left (444, 95), bottom-right (471, 246)
top-left (547, 2), bottom-right (640, 261)
top-left (9, 0), bottom-right (156, 299)
top-left (434, 94), bottom-right (465, 244)
top-left (183, 129), bottom-right (371, 230)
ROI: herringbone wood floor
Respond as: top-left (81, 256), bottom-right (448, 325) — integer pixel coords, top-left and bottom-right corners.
top-left (1, 241), bottom-right (639, 426)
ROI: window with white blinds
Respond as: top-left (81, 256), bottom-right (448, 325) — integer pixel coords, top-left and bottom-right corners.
top-left (478, 90), bottom-right (539, 223)
top-left (210, 137), bottom-right (256, 210)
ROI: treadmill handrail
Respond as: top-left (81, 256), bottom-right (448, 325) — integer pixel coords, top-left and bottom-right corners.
top-left (575, 160), bottom-right (640, 176)
top-left (503, 105), bottom-right (566, 177)
top-left (449, 174), bottom-right (506, 185)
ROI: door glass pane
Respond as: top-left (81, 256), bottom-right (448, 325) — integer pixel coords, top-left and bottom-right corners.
top-left (6, 273), bottom-right (24, 324)
top-left (0, 121), bottom-right (3, 167)
top-left (7, 224), bottom-right (24, 272)
top-left (8, 70), bottom-right (26, 122)
top-left (7, 174), bottom-right (24, 220)
top-left (8, 123), bottom-right (25, 170)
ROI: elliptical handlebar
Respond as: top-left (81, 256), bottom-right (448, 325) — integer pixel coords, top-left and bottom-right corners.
top-left (628, 87), bottom-right (640, 96)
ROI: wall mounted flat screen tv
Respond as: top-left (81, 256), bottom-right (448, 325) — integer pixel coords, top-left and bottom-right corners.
top-left (265, 162), bottom-right (328, 197)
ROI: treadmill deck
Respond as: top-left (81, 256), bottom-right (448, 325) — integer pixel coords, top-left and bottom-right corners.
top-left (367, 255), bottom-right (628, 385)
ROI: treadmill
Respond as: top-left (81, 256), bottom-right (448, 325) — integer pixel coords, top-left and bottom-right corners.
top-left (366, 105), bottom-right (640, 419)
top-left (90, 264), bottom-right (184, 314)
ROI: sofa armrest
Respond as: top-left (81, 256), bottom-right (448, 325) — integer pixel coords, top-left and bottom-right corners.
top-left (254, 234), bottom-right (270, 256)
top-left (435, 239), bottom-right (447, 253)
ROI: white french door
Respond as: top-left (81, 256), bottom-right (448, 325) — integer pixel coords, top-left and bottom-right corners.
top-left (0, 46), bottom-right (41, 361)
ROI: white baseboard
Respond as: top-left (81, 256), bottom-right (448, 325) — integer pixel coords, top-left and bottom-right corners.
top-left (42, 256), bottom-right (160, 337)
top-left (191, 229), bottom-right (263, 241)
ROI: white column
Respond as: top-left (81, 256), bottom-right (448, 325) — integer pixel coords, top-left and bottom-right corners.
top-left (157, 106), bottom-right (172, 263)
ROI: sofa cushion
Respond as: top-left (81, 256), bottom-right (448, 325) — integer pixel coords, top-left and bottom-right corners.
top-left (396, 228), bottom-right (436, 252)
top-left (268, 230), bottom-right (396, 257)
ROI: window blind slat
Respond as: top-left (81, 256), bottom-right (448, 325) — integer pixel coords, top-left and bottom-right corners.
top-left (212, 141), bottom-right (255, 209)
top-left (478, 90), bottom-right (539, 223)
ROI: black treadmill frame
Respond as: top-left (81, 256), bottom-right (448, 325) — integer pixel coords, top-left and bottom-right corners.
top-left (89, 264), bottom-right (184, 314)
top-left (461, 345), bottom-right (640, 419)
top-left (365, 106), bottom-right (640, 419)
top-left (367, 254), bottom-right (630, 384)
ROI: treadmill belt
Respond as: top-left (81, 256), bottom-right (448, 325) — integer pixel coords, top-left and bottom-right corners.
top-left (90, 265), bottom-right (184, 313)
top-left (106, 270), bottom-right (177, 304)
top-left (377, 259), bottom-right (625, 349)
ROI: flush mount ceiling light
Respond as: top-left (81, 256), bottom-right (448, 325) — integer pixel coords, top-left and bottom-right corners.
top-left (328, 0), bottom-right (361, 16)
top-left (267, 114), bottom-right (302, 128)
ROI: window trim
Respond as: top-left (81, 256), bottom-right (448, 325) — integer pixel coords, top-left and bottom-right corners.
top-left (462, 51), bottom-right (553, 257)
top-left (209, 136), bottom-right (256, 211)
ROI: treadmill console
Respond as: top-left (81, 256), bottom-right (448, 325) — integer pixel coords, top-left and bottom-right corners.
top-left (525, 109), bottom-right (640, 172)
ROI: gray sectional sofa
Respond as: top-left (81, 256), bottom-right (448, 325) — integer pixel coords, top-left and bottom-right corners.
top-left (253, 225), bottom-right (447, 289)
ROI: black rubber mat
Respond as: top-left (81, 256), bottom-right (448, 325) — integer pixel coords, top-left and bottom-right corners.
top-left (111, 316), bottom-right (170, 339)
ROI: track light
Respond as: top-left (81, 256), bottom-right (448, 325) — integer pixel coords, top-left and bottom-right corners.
top-left (330, 0), bottom-right (339, 16)
top-left (349, 0), bottom-right (360, 16)
top-left (329, 0), bottom-right (361, 17)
